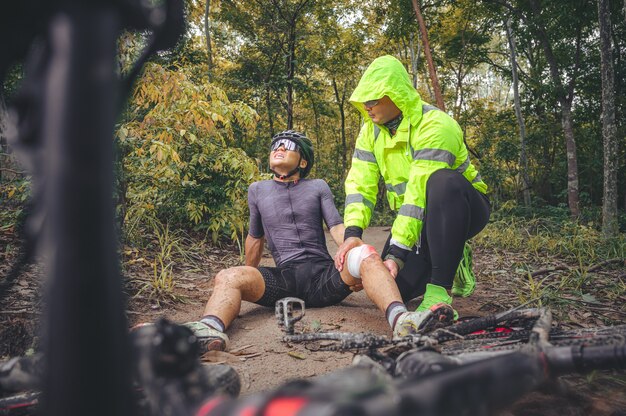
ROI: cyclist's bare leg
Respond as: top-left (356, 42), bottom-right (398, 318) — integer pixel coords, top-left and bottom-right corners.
top-left (338, 250), bottom-right (453, 335)
top-left (357, 254), bottom-right (403, 313)
top-left (202, 266), bottom-right (265, 329)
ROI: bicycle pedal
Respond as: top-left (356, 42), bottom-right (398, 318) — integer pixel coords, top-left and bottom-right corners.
top-left (275, 297), bottom-right (305, 335)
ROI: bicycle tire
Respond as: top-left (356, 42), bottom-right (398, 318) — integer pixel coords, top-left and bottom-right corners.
top-left (0, 391), bottom-right (39, 416)
top-left (440, 324), bottom-right (626, 356)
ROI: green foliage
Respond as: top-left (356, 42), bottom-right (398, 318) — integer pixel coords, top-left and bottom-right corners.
top-left (128, 216), bottom-right (207, 302)
top-left (118, 63), bottom-right (261, 245)
top-left (474, 206), bottom-right (625, 325)
top-left (0, 176), bottom-right (30, 233)
top-left (461, 99), bottom-right (519, 204)
top-left (134, 220), bottom-right (179, 301)
top-left (475, 204), bottom-right (626, 265)
top-left (1, 0), bottom-right (624, 311)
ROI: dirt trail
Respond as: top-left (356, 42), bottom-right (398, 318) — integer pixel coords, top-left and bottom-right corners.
top-left (3, 224), bottom-right (624, 415)
top-left (124, 227), bottom-right (626, 416)
top-left (147, 226), bottom-right (490, 395)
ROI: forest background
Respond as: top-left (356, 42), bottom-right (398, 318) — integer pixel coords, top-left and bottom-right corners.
top-left (1, 0), bottom-right (625, 305)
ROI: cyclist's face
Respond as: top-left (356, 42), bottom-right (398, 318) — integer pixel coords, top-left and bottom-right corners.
top-left (364, 96), bottom-right (401, 125)
top-left (269, 141), bottom-right (306, 173)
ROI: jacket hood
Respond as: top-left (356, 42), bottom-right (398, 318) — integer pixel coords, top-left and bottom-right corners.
top-left (350, 55), bottom-right (423, 125)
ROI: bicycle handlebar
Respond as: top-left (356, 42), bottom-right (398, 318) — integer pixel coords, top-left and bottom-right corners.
top-left (193, 343), bottom-right (626, 416)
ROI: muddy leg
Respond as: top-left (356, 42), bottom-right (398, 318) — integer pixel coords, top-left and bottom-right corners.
top-left (202, 266), bottom-right (265, 329)
top-left (359, 254), bottom-right (403, 313)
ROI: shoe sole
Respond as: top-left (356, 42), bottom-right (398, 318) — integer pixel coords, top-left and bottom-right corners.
top-left (198, 337), bottom-right (227, 353)
top-left (132, 323), bottom-right (228, 354)
top-left (418, 304), bottom-right (455, 333)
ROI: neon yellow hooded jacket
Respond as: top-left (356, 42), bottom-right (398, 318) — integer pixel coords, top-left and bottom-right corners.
top-left (345, 55), bottom-right (487, 249)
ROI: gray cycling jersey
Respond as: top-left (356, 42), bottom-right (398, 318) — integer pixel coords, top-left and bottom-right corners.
top-left (248, 179), bottom-right (343, 266)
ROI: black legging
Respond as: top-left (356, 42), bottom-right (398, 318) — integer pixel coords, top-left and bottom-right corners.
top-left (382, 169), bottom-right (491, 302)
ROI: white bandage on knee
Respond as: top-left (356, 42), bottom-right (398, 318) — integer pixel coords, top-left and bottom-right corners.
top-left (346, 244), bottom-right (378, 279)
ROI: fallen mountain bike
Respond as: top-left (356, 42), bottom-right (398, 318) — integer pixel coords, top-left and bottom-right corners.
top-left (194, 343), bottom-right (626, 416)
top-left (2, 308), bottom-right (625, 416)
top-left (276, 298), bottom-right (626, 375)
top-left (184, 301), bottom-right (626, 416)
top-left (192, 301), bottom-right (626, 415)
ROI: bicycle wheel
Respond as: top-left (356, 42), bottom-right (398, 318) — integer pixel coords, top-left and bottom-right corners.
top-left (0, 391), bottom-right (39, 416)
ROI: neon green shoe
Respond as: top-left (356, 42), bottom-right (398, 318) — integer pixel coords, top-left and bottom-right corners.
top-left (452, 243), bottom-right (476, 298)
top-left (417, 283), bottom-right (458, 321)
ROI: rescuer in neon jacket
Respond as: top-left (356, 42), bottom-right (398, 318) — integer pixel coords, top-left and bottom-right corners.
top-left (335, 55), bottom-right (490, 331)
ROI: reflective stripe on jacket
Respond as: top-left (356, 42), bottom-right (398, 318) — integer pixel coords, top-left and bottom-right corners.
top-left (345, 55), bottom-right (487, 249)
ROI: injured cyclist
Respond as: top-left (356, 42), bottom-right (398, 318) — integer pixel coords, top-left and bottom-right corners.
top-left (184, 130), bottom-right (448, 353)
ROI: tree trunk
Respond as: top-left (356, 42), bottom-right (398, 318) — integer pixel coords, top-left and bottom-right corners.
top-left (411, 0), bottom-right (445, 111)
top-left (506, 18), bottom-right (531, 207)
top-left (271, 0), bottom-right (310, 130)
top-left (409, 32), bottom-right (420, 88)
top-left (332, 78), bottom-right (347, 174)
top-left (528, 0), bottom-right (580, 218)
top-left (400, 38), bottom-right (408, 63)
top-left (537, 124), bottom-right (554, 203)
top-left (286, 24), bottom-right (296, 129)
top-left (561, 102), bottom-right (580, 217)
top-left (0, 93), bottom-right (6, 183)
top-left (204, 0), bottom-right (213, 82)
top-left (598, 0), bottom-right (619, 237)
top-left (453, 68), bottom-right (464, 119)
top-left (423, 64), bottom-right (434, 98)
top-left (265, 86), bottom-right (274, 137)
top-left (305, 77), bottom-right (322, 163)
top-left (306, 81), bottom-right (321, 140)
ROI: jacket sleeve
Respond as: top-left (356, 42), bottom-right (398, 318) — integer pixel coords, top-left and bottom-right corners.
top-left (390, 114), bottom-right (463, 249)
top-left (344, 124), bottom-right (380, 231)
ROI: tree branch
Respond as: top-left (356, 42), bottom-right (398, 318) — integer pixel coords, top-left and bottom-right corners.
top-left (530, 265), bottom-right (569, 277)
top-left (0, 168), bottom-right (26, 175)
top-left (587, 258), bottom-right (625, 272)
top-left (530, 258), bottom-right (625, 277)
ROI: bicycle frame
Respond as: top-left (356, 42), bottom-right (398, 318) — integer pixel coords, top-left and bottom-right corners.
top-left (2, 2), bottom-right (183, 415)
top-left (40, 10), bottom-right (132, 416)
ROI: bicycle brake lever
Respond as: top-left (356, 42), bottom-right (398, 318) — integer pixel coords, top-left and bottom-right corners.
top-left (275, 297), bottom-right (305, 335)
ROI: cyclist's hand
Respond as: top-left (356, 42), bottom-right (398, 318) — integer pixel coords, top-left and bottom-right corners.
top-left (334, 237), bottom-right (363, 271)
top-left (383, 259), bottom-right (399, 279)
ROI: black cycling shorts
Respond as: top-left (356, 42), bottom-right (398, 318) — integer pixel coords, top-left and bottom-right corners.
top-left (255, 257), bottom-right (351, 308)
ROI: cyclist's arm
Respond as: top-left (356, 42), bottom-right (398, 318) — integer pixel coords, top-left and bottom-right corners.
top-left (329, 224), bottom-right (345, 247)
top-left (245, 235), bottom-right (264, 267)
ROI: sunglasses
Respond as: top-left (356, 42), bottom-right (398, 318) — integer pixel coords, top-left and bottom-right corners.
top-left (363, 99), bottom-right (381, 108)
top-left (271, 138), bottom-right (300, 152)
